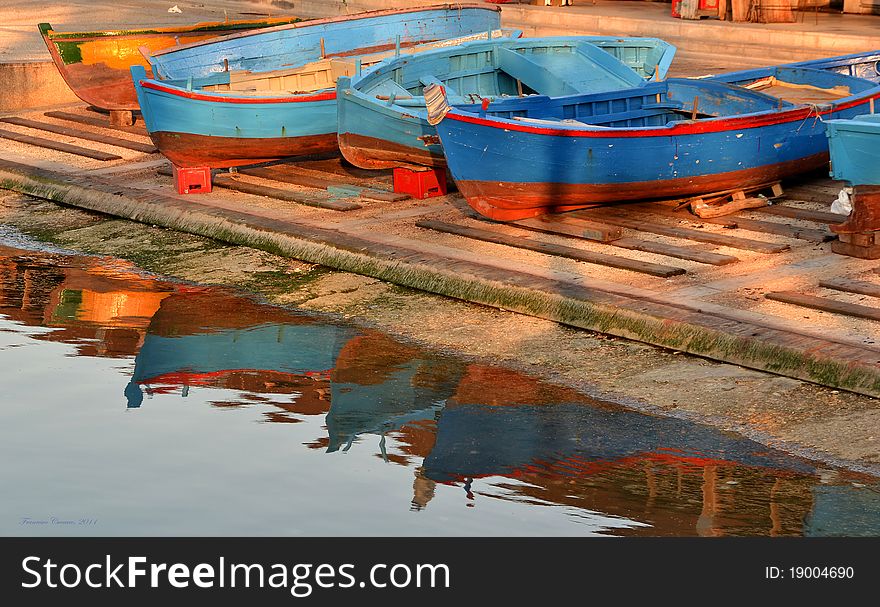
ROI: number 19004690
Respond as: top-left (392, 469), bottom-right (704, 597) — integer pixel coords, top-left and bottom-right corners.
top-left (789, 566), bottom-right (854, 579)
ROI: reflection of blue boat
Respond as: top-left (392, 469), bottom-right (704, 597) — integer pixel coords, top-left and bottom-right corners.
top-left (125, 322), bottom-right (355, 408)
top-left (804, 484), bottom-right (880, 536)
top-left (337, 36), bottom-right (675, 169)
top-left (423, 403), bottom-right (816, 483)
top-left (325, 359), bottom-right (461, 454)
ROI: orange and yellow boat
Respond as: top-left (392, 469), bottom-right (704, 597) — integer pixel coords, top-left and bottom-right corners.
top-left (38, 16), bottom-right (302, 117)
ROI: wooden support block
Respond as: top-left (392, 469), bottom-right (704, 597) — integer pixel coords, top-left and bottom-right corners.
top-left (576, 209), bottom-right (790, 253)
top-left (415, 220), bottom-right (686, 277)
top-left (110, 110), bottom-right (134, 127)
top-left (770, 183), bottom-right (784, 197)
top-left (0, 127), bottom-right (122, 161)
top-left (819, 278), bottom-right (880, 298)
top-left (691, 196), bottom-right (769, 218)
top-left (0, 116), bottom-right (156, 154)
top-left (513, 215), bottom-right (622, 242)
top-left (839, 232), bottom-right (877, 247)
top-left (831, 238), bottom-right (880, 260)
top-left (766, 291), bottom-right (880, 322)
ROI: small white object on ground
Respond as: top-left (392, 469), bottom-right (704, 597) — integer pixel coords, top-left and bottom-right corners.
top-left (168, 5), bottom-right (182, 13)
top-left (830, 187), bottom-right (853, 216)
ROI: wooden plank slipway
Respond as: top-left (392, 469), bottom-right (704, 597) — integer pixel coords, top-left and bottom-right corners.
top-left (1, 107), bottom-right (880, 397)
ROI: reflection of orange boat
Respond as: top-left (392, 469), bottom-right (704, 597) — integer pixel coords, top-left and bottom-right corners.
top-left (38, 16), bottom-right (302, 115)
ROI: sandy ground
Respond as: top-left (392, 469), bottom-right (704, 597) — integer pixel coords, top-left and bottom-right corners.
top-left (1, 189), bottom-right (878, 479)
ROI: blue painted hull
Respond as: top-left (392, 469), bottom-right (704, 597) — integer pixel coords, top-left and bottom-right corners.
top-left (826, 113), bottom-right (880, 185)
top-left (338, 36), bottom-right (675, 169)
top-left (133, 5), bottom-right (505, 168)
top-left (149, 4), bottom-right (503, 80)
top-left (434, 68), bottom-right (880, 220)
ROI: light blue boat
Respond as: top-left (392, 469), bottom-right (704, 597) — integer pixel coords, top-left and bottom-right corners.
top-left (132, 4), bottom-right (512, 169)
top-left (337, 36), bottom-right (676, 169)
top-left (825, 113), bottom-right (880, 185)
top-left (147, 3), bottom-right (505, 80)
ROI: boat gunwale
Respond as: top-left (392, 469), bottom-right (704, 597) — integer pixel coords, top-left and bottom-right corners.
top-left (138, 78), bottom-right (337, 104)
top-left (148, 4), bottom-right (501, 58)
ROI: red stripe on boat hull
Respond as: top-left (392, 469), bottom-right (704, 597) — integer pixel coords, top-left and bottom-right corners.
top-left (338, 132), bottom-right (446, 170)
top-left (455, 153), bottom-right (829, 221)
top-left (151, 131), bottom-right (339, 168)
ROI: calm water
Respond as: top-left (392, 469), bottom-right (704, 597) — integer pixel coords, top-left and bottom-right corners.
top-left (2, 236), bottom-right (879, 537)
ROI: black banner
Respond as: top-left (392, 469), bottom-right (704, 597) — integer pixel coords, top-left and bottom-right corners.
top-left (1, 537), bottom-right (877, 604)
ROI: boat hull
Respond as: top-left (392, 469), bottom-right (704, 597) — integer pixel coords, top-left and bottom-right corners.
top-left (38, 18), bottom-right (301, 112)
top-left (149, 4), bottom-right (503, 80)
top-left (337, 36), bottom-right (675, 171)
top-left (437, 85), bottom-right (880, 220)
top-left (132, 75), bottom-right (339, 168)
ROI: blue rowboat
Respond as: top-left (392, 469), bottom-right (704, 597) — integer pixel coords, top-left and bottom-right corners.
top-left (132, 5), bottom-right (510, 169)
top-left (430, 66), bottom-right (880, 221)
top-left (825, 113), bottom-right (880, 186)
top-left (147, 4), bottom-right (504, 80)
top-left (337, 36), bottom-right (675, 170)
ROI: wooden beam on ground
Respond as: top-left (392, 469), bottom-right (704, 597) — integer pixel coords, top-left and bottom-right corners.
top-left (511, 213), bottom-right (738, 265)
top-left (212, 175), bottom-right (362, 211)
top-left (639, 203), bottom-right (834, 242)
top-left (0, 127), bottom-right (122, 161)
top-left (241, 165), bottom-right (409, 202)
top-left (277, 160), bottom-right (392, 188)
top-left (819, 277), bottom-right (880, 298)
top-left (513, 215), bottom-right (623, 242)
top-left (754, 204), bottom-right (848, 224)
top-left (610, 238), bottom-right (739, 266)
top-left (766, 291), bottom-right (880, 322)
top-left (0, 116), bottom-right (156, 154)
top-left (43, 111), bottom-right (149, 136)
top-left (575, 209), bottom-right (790, 253)
top-left (155, 167), bottom-right (361, 211)
top-left (416, 220), bottom-right (686, 277)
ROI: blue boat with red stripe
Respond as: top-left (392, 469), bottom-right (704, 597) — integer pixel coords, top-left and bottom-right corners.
top-left (131, 4), bottom-right (509, 169)
top-left (430, 58), bottom-right (880, 221)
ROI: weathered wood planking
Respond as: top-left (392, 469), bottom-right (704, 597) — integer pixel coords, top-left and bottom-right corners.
top-left (241, 165), bottom-right (409, 202)
top-left (43, 111), bottom-right (150, 136)
top-left (155, 167), bottom-right (361, 211)
top-left (513, 215), bottom-right (623, 242)
top-left (416, 220), bottom-right (686, 277)
top-left (212, 174), bottom-right (362, 211)
top-left (638, 203), bottom-right (834, 242)
top-left (610, 238), bottom-right (738, 266)
top-left (575, 209), bottom-right (790, 253)
top-left (511, 213), bottom-right (738, 265)
top-left (0, 117), bottom-right (157, 154)
top-left (766, 291), bottom-right (880, 322)
top-left (0, 127), bottom-right (122, 161)
top-left (754, 204), bottom-right (848, 224)
top-left (819, 278), bottom-right (880, 298)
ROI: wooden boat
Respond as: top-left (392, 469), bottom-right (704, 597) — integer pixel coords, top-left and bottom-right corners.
top-left (37, 17), bottom-right (303, 115)
top-left (430, 65), bottom-right (880, 220)
top-left (147, 4), bottom-right (503, 80)
top-left (132, 5), bottom-right (509, 169)
top-left (337, 36), bottom-right (674, 170)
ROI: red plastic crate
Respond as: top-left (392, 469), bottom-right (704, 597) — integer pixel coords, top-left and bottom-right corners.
top-left (172, 165), bottom-right (212, 194)
top-left (392, 167), bottom-right (447, 199)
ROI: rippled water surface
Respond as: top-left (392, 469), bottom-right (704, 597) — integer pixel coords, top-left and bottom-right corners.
top-left (2, 239), bottom-right (879, 536)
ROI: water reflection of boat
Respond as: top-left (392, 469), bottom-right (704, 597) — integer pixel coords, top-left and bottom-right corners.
top-left (125, 291), bottom-right (357, 408)
top-left (325, 334), bottom-right (463, 454)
